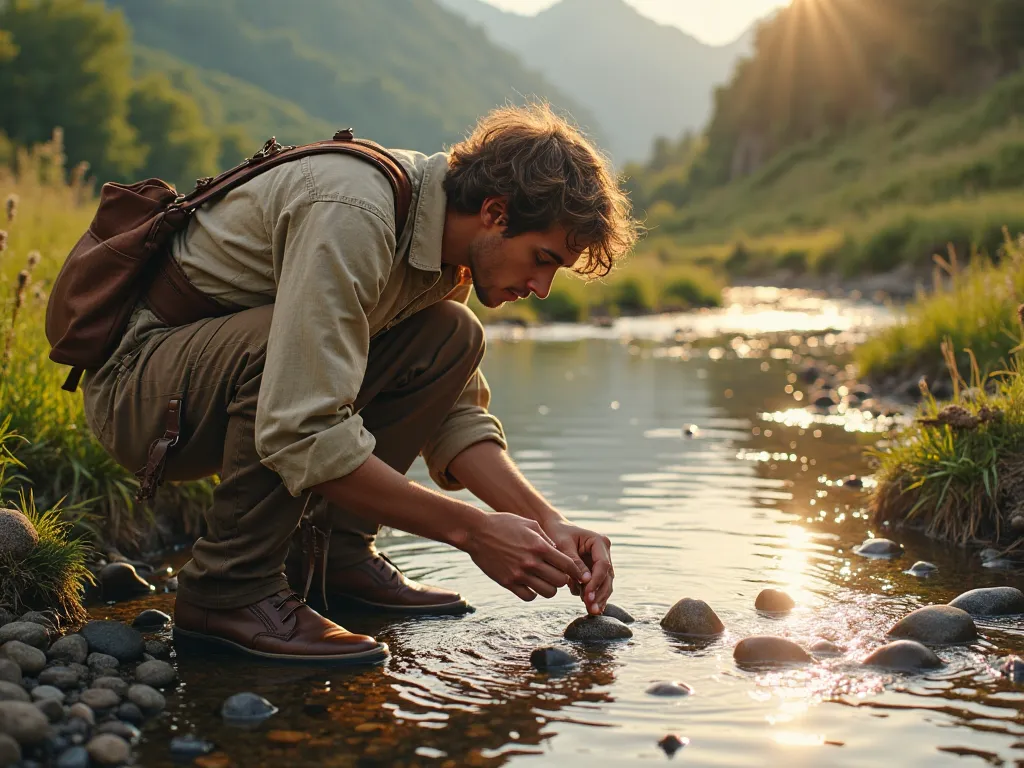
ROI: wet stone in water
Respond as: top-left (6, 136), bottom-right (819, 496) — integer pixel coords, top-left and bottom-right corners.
top-left (810, 639), bottom-right (842, 655)
top-left (754, 589), bottom-right (795, 613)
top-left (906, 561), bottom-right (938, 577)
top-left (563, 615), bottom-right (633, 643)
top-left (863, 640), bottom-right (943, 672)
top-left (55, 745), bottom-right (89, 768)
top-left (86, 733), bottom-right (130, 766)
top-left (658, 734), bottom-right (689, 756)
top-left (999, 655), bottom-right (1024, 683)
top-left (887, 605), bottom-right (977, 645)
top-left (645, 681), bottom-right (694, 697)
top-left (98, 563), bottom-right (154, 602)
top-left (1, 641), bottom-right (45, 675)
top-left (853, 538), bottom-right (903, 558)
top-left (134, 659), bottom-right (176, 688)
top-left (660, 598), bottom-right (725, 636)
top-left (0, 682), bottom-right (29, 703)
top-left (530, 646), bottom-right (576, 671)
top-left (221, 692), bottom-right (278, 724)
top-left (131, 609), bottom-right (170, 630)
top-left (601, 603), bottom-right (635, 623)
top-left (80, 621), bottom-right (144, 663)
top-left (127, 684), bottom-right (165, 713)
top-left (48, 635), bottom-right (88, 665)
top-left (96, 720), bottom-right (140, 744)
top-left (0, 622), bottom-right (48, 650)
top-left (733, 636), bottom-right (811, 666)
top-left (144, 639), bottom-right (169, 659)
top-left (170, 735), bottom-right (216, 757)
top-left (948, 587), bottom-right (1024, 616)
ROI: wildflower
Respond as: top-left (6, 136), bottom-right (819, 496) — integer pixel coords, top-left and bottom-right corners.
top-left (918, 404), bottom-right (979, 430)
top-left (917, 376), bottom-right (931, 398)
top-left (26, 251), bottom-right (40, 270)
top-left (17, 270), bottom-right (29, 290)
top-left (4, 194), bottom-right (16, 223)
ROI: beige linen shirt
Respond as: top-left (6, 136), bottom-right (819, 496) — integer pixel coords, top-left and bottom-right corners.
top-left (111, 149), bottom-right (506, 496)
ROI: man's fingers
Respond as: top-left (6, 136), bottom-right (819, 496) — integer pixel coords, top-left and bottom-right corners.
top-left (510, 584), bottom-right (538, 602)
top-left (522, 575), bottom-right (559, 599)
top-left (526, 560), bottom-right (570, 591)
top-left (539, 541), bottom-right (585, 582)
top-left (582, 539), bottom-right (613, 612)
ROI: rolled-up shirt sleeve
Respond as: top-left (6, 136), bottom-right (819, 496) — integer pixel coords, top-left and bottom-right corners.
top-left (255, 199), bottom-right (394, 496)
top-left (422, 365), bottom-right (507, 491)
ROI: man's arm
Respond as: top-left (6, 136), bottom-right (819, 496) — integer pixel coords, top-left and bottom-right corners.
top-left (448, 440), bottom-right (614, 615)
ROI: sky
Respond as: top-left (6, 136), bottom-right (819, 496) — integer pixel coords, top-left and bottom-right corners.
top-left (477, 0), bottom-right (790, 46)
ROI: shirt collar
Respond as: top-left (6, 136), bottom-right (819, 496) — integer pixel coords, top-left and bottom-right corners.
top-left (406, 151), bottom-right (450, 273)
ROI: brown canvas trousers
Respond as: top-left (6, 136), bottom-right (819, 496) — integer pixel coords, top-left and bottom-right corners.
top-left (90, 301), bottom-right (486, 609)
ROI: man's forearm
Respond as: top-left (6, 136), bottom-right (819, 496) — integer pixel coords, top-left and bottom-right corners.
top-left (447, 440), bottom-right (564, 523)
top-left (310, 454), bottom-right (485, 549)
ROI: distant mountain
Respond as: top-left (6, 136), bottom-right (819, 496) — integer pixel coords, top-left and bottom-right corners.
top-left (437, 0), bottom-right (755, 163)
top-left (107, 0), bottom-right (599, 154)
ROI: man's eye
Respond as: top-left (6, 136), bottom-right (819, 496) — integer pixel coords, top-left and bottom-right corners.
top-left (535, 253), bottom-right (547, 266)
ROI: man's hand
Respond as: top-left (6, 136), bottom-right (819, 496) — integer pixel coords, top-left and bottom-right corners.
top-left (542, 519), bottom-right (614, 615)
top-left (464, 511), bottom-right (586, 602)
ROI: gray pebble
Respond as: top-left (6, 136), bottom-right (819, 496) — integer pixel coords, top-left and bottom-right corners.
top-left (48, 636), bottom-right (88, 665)
top-left (79, 622), bottom-right (144, 663)
top-left (134, 659), bottom-right (175, 688)
top-left (127, 684), bottom-right (164, 713)
top-left (863, 640), bottom-right (943, 672)
top-left (853, 538), bottom-right (903, 558)
top-left (0, 733), bottom-right (20, 765)
top-left (0, 659), bottom-right (18, 685)
top-left (79, 688), bottom-right (120, 711)
top-left (0, 682), bottom-right (28, 703)
top-left (221, 692), bottom-right (278, 723)
top-left (529, 646), bottom-right (576, 671)
top-left (601, 604), bottom-right (635, 623)
top-left (34, 697), bottom-right (63, 723)
top-left (563, 615), bottom-right (633, 643)
top-left (887, 605), bottom-right (977, 645)
top-left (96, 720), bottom-right (139, 744)
top-left (0, 623), bottom-right (47, 650)
top-left (131, 609), bottom-right (170, 630)
top-left (67, 703), bottom-right (94, 725)
top-left (645, 681), bottom-right (694, 696)
top-left (0, 700), bottom-right (51, 745)
top-left (86, 733), bottom-right (130, 765)
top-left (30, 686), bottom-right (63, 703)
top-left (90, 677), bottom-right (128, 698)
top-left (733, 636), bottom-right (812, 666)
top-left (18, 612), bottom-right (55, 631)
top-left (169, 735), bottom-right (215, 757)
top-left (906, 561), bottom-right (938, 577)
top-left (38, 667), bottom-right (78, 691)
top-left (949, 587), bottom-right (1024, 617)
top-left (116, 702), bottom-right (143, 725)
top-left (0, 641), bottom-right (45, 675)
top-left (143, 640), bottom-right (169, 659)
top-left (660, 598), bottom-right (725, 636)
top-left (86, 653), bottom-right (119, 674)
top-left (55, 745), bottom-right (89, 768)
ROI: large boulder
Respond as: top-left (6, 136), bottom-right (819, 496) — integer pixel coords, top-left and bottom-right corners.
top-left (948, 587), bottom-right (1024, 617)
top-left (887, 605), bottom-right (977, 645)
top-left (733, 636), bottom-right (811, 666)
top-left (563, 615), bottom-right (632, 643)
top-left (660, 598), bottom-right (725, 636)
top-left (0, 509), bottom-right (37, 559)
top-left (863, 640), bottom-right (943, 672)
top-left (79, 621), bottom-right (144, 662)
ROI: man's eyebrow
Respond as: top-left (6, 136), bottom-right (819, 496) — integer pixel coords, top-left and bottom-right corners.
top-left (542, 247), bottom-right (567, 267)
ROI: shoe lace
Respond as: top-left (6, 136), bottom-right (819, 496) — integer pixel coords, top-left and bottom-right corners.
top-left (375, 551), bottom-right (403, 582)
top-left (269, 591), bottom-right (305, 623)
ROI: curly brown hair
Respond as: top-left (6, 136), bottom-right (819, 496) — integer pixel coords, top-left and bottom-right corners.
top-left (444, 102), bottom-right (639, 277)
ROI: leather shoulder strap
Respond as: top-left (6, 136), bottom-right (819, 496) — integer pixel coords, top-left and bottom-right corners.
top-left (177, 130), bottom-right (414, 238)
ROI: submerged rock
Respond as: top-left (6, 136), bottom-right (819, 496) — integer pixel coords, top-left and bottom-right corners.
top-left (221, 692), bottom-right (278, 724)
top-left (809, 639), bottom-right (842, 655)
top-left (170, 735), bottom-right (216, 757)
top-left (80, 621), bottom-right (144, 662)
top-left (645, 681), bottom-right (694, 697)
top-left (127, 684), bottom-right (165, 713)
top-left (948, 587), bottom-right (1024, 616)
top-left (131, 609), bottom-right (170, 630)
top-left (657, 734), bottom-right (689, 756)
top-left (733, 636), bottom-right (811, 666)
top-left (530, 646), bottom-right (576, 671)
top-left (754, 589), bottom-right (795, 613)
top-left (863, 640), bottom-right (943, 672)
top-left (660, 598), bottom-right (725, 636)
top-left (563, 615), bottom-right (632, 643)
top-left (906, 561), bottom-right (938, 577)
top-left (853, 538), bottom-right (903, 558)
top-left (0, 508), bottom-right (38, 559)
top-left (887, 605), bottom-right (977, 645)
top-left (999, 655), bottom-right (1024, 683)
top-left (601, 604), bottom-right (635, 623)
top-left (98, 563), bottom-right (154, 602)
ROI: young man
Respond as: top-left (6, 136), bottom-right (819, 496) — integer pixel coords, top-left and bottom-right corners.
top-left (80, 104), bottom-right (637, 663)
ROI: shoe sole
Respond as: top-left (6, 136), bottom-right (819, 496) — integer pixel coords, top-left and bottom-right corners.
top-left (172, 627), bottom-right (390, 665)
top-left (325, 594), bottom-right (474, 616)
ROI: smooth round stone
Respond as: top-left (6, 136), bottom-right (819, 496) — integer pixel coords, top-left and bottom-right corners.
top-left (645, 681), bottom-right (694, 697)
top-left (116, 702), bottom-right (144, 725)
top-left (863, 640), bottom-right (943, 672)
top-left (980, 548), bottom-right (1002, 562)
top-left (67, 703), bottom-right (94, 725)
top-left (529, 647), bottom-right (576, 671)
top-left (95, 720), bottom-right (139, 744)
top-left (87, 653), bottom-right (119, 673)
top-left (127, 684), bottom-right (165, 713)
top-left (754, 589), bottom-right (795, 613)
top-left (657, 734), bottom-right (689, 756)
top-left (0, 508), bottom-right (38, 559)
top-left (55, 745), bottom-right (89, 768)
top-left (949, 587), bottom-right (1024, 616)
top-left (90, 677), bottom-right (128, 697)
top-left (79, 622), bottom-right (144, 663)
top-left (80, 688), bottom-right (120, 711)
top-left (134, 659), bottom-right (175, 688)
top-left (0, 660), bottom-right (18, 685)
top-left (38, 667), bottom-right (79, 691)
top-left (853, 538), bottom-right (903, 558)
top-left (30, 685), bottom-right (63, 703)
top-left (143, 640), bottom-right (169, 659)
top-left (733, 636), bottom-right (811, 666)
top-left (0, 623), bottom-right (47, 651)
top-left (0, 733), bottom-right (20, 765)
top-left (983, 558), bottom-right (1016, 570)
top-left (19, 612), bottom-right (55, 631)
top-left (222, 692), bottom-right (278, 724)
top-left (86, 733), bottom-right (130, 766)
top-left (660, 598), bottom-right (725, 636)
top-left (1000, 655), bottom-right (1024, 683)
top-left (601, 604), bottom-right (635, 623)
top-left (0, 701), bottom-right (50, 745)
top-left (1, 641), bottom-right (45, 675)
top-left (131, 609), bottom-right (170, 630)
top-left (98, 563), bottom-right (154, 602)
top-left (563, 615), bottom-right (633, 643)
top-left (49, 635), bottom-right (88, 665)
top-left (887, 605), bottom-right (978, 645)
top-left (809, 639), bottom-right (842, 655)
top-left (906, 561), bottom-right (938, 577)
top-left (0, 682), bottom-right (29, 703)
top-left (35, 697), bottom-right (63, 723)
top-left (170, 735), bottom-right (215, 757)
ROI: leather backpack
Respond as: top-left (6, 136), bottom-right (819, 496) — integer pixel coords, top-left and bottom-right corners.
top-left (45, 130), bottom-right (413, 393)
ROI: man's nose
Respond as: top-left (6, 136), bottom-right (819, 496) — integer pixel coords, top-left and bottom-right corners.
top-left (527, 273), bottom-right (554, 300)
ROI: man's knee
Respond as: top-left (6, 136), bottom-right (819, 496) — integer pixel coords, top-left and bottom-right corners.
top-left (429, 301), bottom-right (485, 360)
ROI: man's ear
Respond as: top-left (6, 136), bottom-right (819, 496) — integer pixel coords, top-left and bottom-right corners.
top-left (481, 197), bottom-right (508, 229)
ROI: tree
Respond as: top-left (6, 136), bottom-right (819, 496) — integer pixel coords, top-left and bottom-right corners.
top-left (0, 0), bottom-right (144, 181)
top-left (984, 0), bottom-right (1024, 72)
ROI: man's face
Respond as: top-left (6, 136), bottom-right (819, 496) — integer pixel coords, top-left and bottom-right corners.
top-left (467, 223), bottom-right (580, 309)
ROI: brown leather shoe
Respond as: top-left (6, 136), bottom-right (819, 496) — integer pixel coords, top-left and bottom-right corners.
top-left (172, 589), bottom-right (389, 664)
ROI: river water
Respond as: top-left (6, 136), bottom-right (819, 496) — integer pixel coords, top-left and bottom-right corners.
top-left (93, 288), bottom-right (1024, 767)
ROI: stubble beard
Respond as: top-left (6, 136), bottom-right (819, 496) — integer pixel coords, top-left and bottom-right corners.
top-left (467, 232), bottom-right (504, 308)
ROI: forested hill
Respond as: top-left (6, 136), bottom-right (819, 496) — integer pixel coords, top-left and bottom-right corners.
top-left (439, 0), bottom-right (753, 163)
top-left (107, 0), bottom-right (597, 155)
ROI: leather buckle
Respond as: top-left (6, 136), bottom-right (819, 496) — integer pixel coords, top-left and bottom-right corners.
top-left (135, 397), bottom-right (183, 503)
